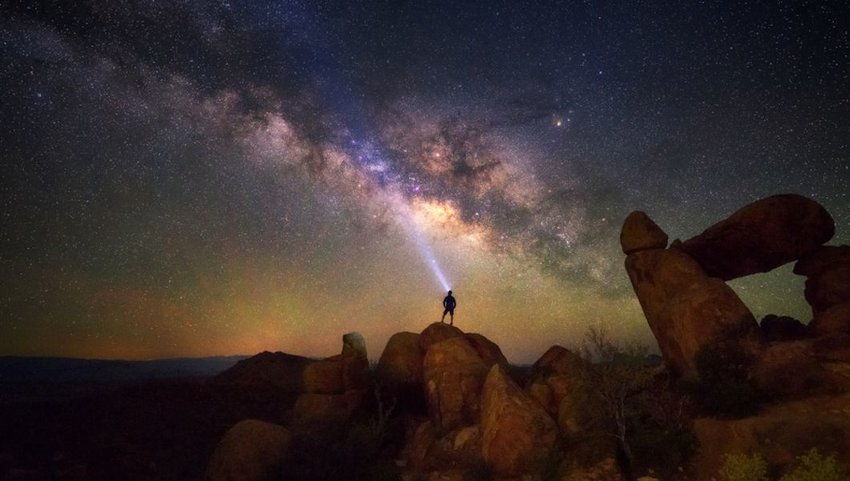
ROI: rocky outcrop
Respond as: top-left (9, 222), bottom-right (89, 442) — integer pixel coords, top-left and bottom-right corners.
top-left (680, 194), bottom-right (834, 280)
top-left (624, 245), bottom-right (760, 377)
top-left (464, 333), bottom-right (508, 366)
top-left (205, 419), bottom-right (291, 481)
top-left (423, 336), bottom-right (491, 430)
top-left (526, 346), bottom-right (587, 435)
top-left (420, 322), bottom-right (465, 352)
top-left (480, 365), bottom-right (557, 478)
top-left (620, 211), bottom-right (668, 254)
top-left (795, 245), bottom-right (850, 335)
top-left (294, 332), bottom-right (371, 424)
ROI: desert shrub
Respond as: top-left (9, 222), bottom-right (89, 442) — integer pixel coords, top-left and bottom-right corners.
top-left (692, 341), bottom-right (763, 417)
top-left (722, 453), bottom-right (768, 481)
top-left (779, 449), bottom-right (849, 481)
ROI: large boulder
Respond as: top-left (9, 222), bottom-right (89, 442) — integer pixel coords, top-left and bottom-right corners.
top-left (342, 332), bottom-right (368, 358)
top-left (680, 194), bottom-right (834, 280)
top-left (376, 332), bottom-right (424, 387)
top-left (620, 211), bottom-right (668, 254)
top-left (625, 247), bottom-right (760, 376)
top-left (302, 357), bottom-right (344, 394)
top-left (480, 365), bottom-right (557, 478)
top-left (206, 419), bottom-right (291, 481)
top-left (292, 390), bottom-right (366, 425)
top-left (423, 337), bottom-right (491, 430)
top-left (420, 322), bottom-right (465, 352)
top-left (464, 333), bottom-right (508, 366)
top-left (527, 346), bottom-right (587, 435)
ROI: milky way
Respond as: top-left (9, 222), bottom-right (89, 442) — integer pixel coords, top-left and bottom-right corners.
top-left (1, 1), bottom-right (848, 362)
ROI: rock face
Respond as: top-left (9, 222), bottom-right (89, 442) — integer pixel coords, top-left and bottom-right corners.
top-left (795, 246), bottom-right (850, 335)
top-left (620, 211), bottom-right (668, 254)
top-left (422, 336), bottom-right (491, 430)
top-left (464, 333), bottom-right (508, 366)
top-left (206, 419), bottom-right (291, 481)
top-left (680, 194), bottom-right (834, 280)
top-left (624, 246), bottom-right (760, 376)
top-left (420, 322), bottom-right (465, 352)
top-left (480, 365), bottom-right (557, 478)
top-left (294, 332), bottom-right (371, 424)
top-left (526, 346), bottom-right (587, 434)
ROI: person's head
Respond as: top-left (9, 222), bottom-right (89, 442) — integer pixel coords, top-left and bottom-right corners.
top-left (448, 290), bottom-right (452, 295)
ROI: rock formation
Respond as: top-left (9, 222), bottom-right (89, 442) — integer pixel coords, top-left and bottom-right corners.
top-left (293, 332), bottom-right (371, 424)
top-left (376, 331), bottom-right (424, 388)
top-left (620, 210), bottom-right (668, 254)
top-left (206, 419), bottom-right (291, 481)
top-left (480, 365), bottom-right (557, 478)
top-left (526, 345), bottom-right (587, 435)
top-left (423, 336), bottom-right (491, 430)
top-left (679, 194), bottom-right (834, 280)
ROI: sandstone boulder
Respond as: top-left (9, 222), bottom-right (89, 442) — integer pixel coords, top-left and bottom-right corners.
top-left (206, 419), bottom-right (291, 481)
top-left (423, 337), bottom-right (490, 430)
top-left (376, 332), bottom-right (424, 387)
top-left (292, 390), bottom-right (366, 425)
top-left (527, 346), bottom-right (587, 434)
top-left (342, 331), bottom-right (368, 358)
top-left (464, 333), bottom-right (508, 366)
top-left (620, 211), bottom-right (668, 254)
top-left (480, 365), bottom-right (557, 478)
top-left (302, 356), bottom-right (344, 394)
top-left (680, 194), bottom-right (834, 280)
top-left (420, 322), bottom-right (465, 352)
top-left (625, 248), bottom-right (760, 376)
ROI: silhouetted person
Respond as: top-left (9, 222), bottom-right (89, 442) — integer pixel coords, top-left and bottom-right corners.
top-left (441, 290), bottom-right (456, 325)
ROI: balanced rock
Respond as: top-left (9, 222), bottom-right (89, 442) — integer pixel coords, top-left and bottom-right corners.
top-left (625, 248), bottom-right (760, 376)
top-left (206, 419), bottom-right (291, 481)
top-left (423, 336), bottom-right (491, 430)
top-left (620, 211), bottom-right (668, 254)
top-left (480, 365), bottom-right (557, 478)
top-left (680, 194), bottom-right (834, 280)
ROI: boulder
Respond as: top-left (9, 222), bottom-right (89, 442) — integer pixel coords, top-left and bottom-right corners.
top-left (794, 245), bottom-right (850, 315)
top-left (342, 331), bottom-right (368, 359)
top-left (464, 333), bottom-right (508, 366)
top-left (625, 248), bottom-right (760, 376)
top-left (341, 352), bottom-right (371, 391)
top-left (527, 346), bottom-right (587, 434)
top-left (420, 322), bottom-right (465, 352)
top-left (480, 365), bottom-right (557, 478)
top-left (620, 211), bottom-right (668, 254)
top-left (760, 315), bottom-right (808, 341)
top-left (205, 419), bottom-right (291, 481)
top-left (292, 390), bottom-right (365, 425)
top-left (560, 457), bottom-right (623, 481)
top-left (680, 194), bottom-right (834, 280)
top-left (751, 340), bottom-right (845, 399)
top-left (377, 332), bottom-right (424, 387)
top-left (404, 420), bottom-right (438, 470)
top-left (425, 425), bottom-right (484, 473)
top-left (423, 337), bottom-right (490, 430)
top-left (302, 356), bottom-right (344, 394)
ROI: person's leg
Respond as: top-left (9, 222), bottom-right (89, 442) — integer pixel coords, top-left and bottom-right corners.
top-left (449, 309), bottom-right (454, 326)
top-left (441, 309), bottom-right (447, 322)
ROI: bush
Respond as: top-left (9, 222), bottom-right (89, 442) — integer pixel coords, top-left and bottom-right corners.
top-left (780, 449), bottom-right (848, 481)
top-left (722, 453), bottom-right (768, 481)
top-left (693, 341), bottom-right (763, 417)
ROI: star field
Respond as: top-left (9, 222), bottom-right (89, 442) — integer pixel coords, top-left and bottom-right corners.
top-left (1, 0), bottom-right (848, 363)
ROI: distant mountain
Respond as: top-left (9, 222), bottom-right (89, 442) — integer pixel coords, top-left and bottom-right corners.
top-left (0, 355), bottom-right (249, 384)
top-left (215, 351), bottom-right (313, 391)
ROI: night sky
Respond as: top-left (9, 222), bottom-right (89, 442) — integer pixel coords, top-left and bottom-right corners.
top-left (1, 0), bottom-right (848, 363)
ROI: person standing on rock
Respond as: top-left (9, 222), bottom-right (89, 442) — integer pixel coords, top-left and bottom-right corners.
top-left (441, 290), bottom-right (456, 325)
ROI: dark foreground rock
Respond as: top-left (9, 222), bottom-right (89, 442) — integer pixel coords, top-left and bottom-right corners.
top-left (206, 419), bottom-right (291, 481)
